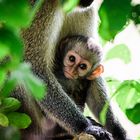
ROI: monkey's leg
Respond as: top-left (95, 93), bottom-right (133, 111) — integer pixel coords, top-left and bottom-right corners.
top-left (86, 76), bottom-right (127, 140)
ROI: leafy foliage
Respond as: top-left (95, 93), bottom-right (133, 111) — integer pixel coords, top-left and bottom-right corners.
top-left (0, 0), bottom-right (46, 136)
top-left (0, 113), bottom-right (9, 127)
top-left (115, 80), bottom-right (140, 124)
top-left (1, 63), bottom-right (46, 99)
top-left (7, 112), bottom-right (31, 129)
top-left (126, 103), bottom-right (140, 124)
top-left (99, 0), bottom-right (132, 40)
top-left (0, 98), bottom-right (21, 113)
top-left (131, 4), bottom-right (140, 25)
top-left (0, 27), bottom-right (23, 63)
top-left (0, 97), bottom-right (31, 128)
top-left (0, 0), bottom-right (31, 28)
top-left (99, 0), bottom-right (140, 126)
top-left (105, 44), bottom-right (131, 64)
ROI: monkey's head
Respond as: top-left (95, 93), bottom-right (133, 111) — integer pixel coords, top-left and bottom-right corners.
top-left (59, 36), bottom-right (104, 80)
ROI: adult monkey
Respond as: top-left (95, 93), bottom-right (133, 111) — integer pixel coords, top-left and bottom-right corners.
top-left (12, 0), bottom-right (126, 140)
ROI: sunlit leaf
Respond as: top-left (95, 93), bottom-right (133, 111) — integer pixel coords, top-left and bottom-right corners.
top-left (115, 80), bottom-right (140, 111)
top-left (105, 44), bottom-right (131, 64)
top-left (0, 0), bottom-right (31, 28)
top-left (131, 80), bottom-right (140, 93)
top-left (7, 112), bottom-right (31, 129)
top-left (99, 0), bottom-right (132, 40)
top-left (0, 113), bottom-right (9, 127)
top-left (126, 103), bottom-right (140, 124)
top-left (0, 98), bottom-right (21, 113)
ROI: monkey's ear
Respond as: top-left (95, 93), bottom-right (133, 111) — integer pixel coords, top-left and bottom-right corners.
top-left (87, 64), bottom-right (104, 80)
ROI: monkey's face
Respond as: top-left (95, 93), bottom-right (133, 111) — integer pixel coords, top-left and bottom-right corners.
top-left (63, 50), bottom-right (92, 80)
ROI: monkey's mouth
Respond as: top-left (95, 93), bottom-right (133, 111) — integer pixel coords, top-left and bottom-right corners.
top-left (64, 71), bottom-right (74, 79)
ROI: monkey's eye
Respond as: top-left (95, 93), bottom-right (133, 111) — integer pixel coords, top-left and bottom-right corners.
top-left (69, 55), bottom-right (75, 62)
top-left (79, 64), bottom-right (87, 70)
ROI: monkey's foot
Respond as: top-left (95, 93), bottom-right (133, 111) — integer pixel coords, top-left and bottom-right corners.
top-left (85, 125), bottom-right (113, 140)
top-left (85, 117), bottom-right (113, 140)
top-left (73, 133), bottom-right (96, 140)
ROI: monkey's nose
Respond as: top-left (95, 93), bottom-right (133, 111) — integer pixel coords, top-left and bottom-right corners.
top-left (69, 67), bottom-right (77, 75)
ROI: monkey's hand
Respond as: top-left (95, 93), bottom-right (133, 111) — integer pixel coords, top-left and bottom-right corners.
top-left (73, 133), bottom-right (96, 140)
top-left (85, 117), bottom-right (114, 140)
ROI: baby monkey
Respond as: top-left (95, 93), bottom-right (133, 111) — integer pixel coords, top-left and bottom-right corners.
top-left (54, 35), bottom-right (126, 140)
top-left (55, 35), bottom-right (104, 111)
top-left (53, 35), bottom-right (112, 139)
top-left (55, 36), bottom-right (104, 104)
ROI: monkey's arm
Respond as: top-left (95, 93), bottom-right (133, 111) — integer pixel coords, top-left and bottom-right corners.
top-left (37, 69), bottom-right (112, 140)
top-left (86, 77), bottom-right (127, 140)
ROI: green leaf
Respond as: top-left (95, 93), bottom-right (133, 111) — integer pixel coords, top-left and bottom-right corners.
top-left (0, 113), bottom-right (9, 127)
top-left (100, 102), bottom-right (109, 125)
top-left (1, 79), bottom-right (17, 97)
top-left (11, 63), bottom-right (46, 100)
top-left (131, 4), bottom-right (140, 25)
top-left (131, 80), bottom-right (140, 93)
top-left (0, 43), bottom-right (9, 60)
top-left (7, 112), bottom-right (31, 129)
top-left (24, 72), bottom-right (46, 100)
top-left (0, 70), bottom-right (6, 89)
top-left (115, 80), bottom-right (140, 111)
top-left (0, 0), bottom-right (31, 28)
top-left (0, 97), bottom-right (21, 113)
top-left (126, 103), bottom-right (140, 124)
top-left (0, 28), bottom-right (23, 63)
top-left (105, 44), bottom-right (131, 64)
top-left (99, 0), bottom-right (132, 40)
